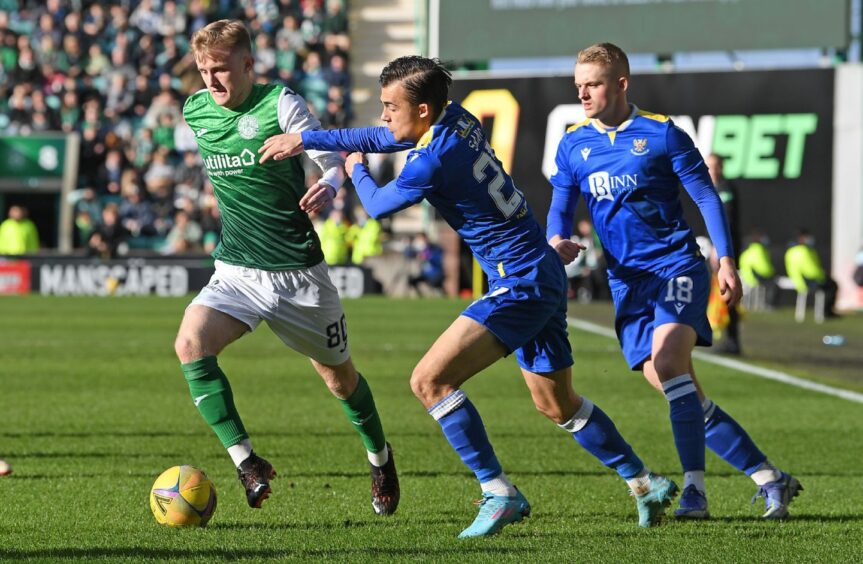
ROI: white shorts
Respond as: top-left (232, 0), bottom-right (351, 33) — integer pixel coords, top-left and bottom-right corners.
top-left (191, 260), bottom-right (350, 365)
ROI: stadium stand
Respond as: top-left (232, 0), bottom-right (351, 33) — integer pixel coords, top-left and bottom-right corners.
top-left (0, 0), bottom-right (354, 255)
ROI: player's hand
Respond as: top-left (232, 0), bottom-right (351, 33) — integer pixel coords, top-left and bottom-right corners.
top-left (550, 236), bottom-right (586, 265)
top-left (299, 182), bottom-right (335, 214)
top-left (717, 256), bottom-right (742, 306)
top-left (259, 133), bottom-right (304, 163)
top-left (345, 152), bottom-right (368, 179)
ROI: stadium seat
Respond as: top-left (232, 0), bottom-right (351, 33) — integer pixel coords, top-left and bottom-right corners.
top-left (742, 283), bottom-right (767, 312)
top-left (794, 288), bottom-right (826, 323)
top-left (777, 276), bottom-right (825, 323)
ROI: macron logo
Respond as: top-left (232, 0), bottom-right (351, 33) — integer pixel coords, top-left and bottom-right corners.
top-left (580, 147), bottom-right (591, 161)
top-left (674, 303), bottom-right (686, 314)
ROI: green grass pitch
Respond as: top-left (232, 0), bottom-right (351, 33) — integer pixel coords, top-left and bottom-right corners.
top-left (1, 296), bottom-right (861, 562)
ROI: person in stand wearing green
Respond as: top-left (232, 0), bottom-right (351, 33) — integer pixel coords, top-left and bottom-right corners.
top-left (348, 207), bottom-right (383, 265)
top-left (784, 228), bottom-right (839, 318)
top-left (0, 205), bottom-right (39, 255)
top-left (177, 19), bottom-right (399, 514)
top-left (739, 230), bottom-right (777, 309)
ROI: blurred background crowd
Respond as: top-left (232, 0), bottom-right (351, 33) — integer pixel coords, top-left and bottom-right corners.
top-left (0, 0), bottom-right (356, 258)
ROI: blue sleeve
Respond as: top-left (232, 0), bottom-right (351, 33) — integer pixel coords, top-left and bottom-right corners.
top-left (667, 124), bottom-right (735, 260)
top-left (351, 151), bottom-right (437, 219)
top-left (546, 138), bottom-right (580, 240)
top-left (301, 127), bottom-right (415, 154)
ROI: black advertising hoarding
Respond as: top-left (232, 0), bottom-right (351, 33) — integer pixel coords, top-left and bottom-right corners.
top-left (20, 256), bottom-right (376, 298)
top-left (28, 257), bottom-right (213, 297)
top-left (450, 69), bottom-right (834, 268)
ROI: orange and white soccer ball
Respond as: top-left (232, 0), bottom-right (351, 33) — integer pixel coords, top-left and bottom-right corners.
top-left (149, 465), bottom-right (217, 527)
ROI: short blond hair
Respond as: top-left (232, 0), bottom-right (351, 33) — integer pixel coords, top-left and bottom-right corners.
top-left (577, 43), bottom-right (630, 78)
top-left (190, 19), bottom-right (252, 59)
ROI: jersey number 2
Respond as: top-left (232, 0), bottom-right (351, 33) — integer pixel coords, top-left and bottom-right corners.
top-left (473, 151), bottom-right (524, 219)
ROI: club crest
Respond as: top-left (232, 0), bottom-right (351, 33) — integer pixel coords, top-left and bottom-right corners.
top-left (238, 115), bottom-right (259, 140)
top-left (630, 138), bottom-right (649, 155)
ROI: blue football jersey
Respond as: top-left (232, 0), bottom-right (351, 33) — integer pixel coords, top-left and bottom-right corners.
top-left (548, 105), bottom-right (732, 282)
top-left (306, 102), bottom-right (550, 279)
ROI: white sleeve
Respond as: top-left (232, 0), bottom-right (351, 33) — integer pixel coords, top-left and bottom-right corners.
top-left (277, 88), bottom-right (344, 191)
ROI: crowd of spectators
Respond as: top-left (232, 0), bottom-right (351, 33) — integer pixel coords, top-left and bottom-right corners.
top-left (0, 0), bottom-right (353, 257)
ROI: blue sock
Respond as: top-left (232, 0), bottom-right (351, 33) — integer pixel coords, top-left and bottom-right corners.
top-left (662, 374), bottom-right (705, 472)
top-left (428, 390), bottom-right (502, 483)
top-left (703, 399), bottom-right (767, 475)
top-left (562, 398), bottom-right (645, 480)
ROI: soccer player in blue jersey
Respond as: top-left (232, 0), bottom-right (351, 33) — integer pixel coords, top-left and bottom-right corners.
top-left (546, 43), bottom-right (802, 520)
top-left (260, 55), bottom-right (678, 537)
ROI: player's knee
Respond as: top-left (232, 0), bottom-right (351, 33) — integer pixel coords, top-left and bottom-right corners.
top-left (651, 352), bottom-right (685, 380)
top-left (534, 401), bottom-right (565, 424)
top-left (174, 333), bottom-right (202, 364)
top-left (322, 366), bottom-right (357, 399)
top-left (532, 396), bottom-right (571, 424)
top-left (409, 366), bottom-right (440, 403)
top-left (409, 369), bottom-right (429, 401)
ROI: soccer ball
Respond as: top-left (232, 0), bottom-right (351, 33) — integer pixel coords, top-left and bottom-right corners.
top-left (149, 465), bottom-right (217, 527)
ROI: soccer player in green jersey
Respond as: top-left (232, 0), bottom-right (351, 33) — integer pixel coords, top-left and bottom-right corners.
top-left (175, 19), bottom-right (399, 515)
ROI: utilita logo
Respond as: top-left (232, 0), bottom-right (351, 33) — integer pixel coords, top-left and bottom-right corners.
top-left (203, 148), bottom-right (256, 176)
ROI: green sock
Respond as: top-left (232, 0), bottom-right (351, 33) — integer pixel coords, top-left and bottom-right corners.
top-left (338, 374), bottom-right (387, 453)
top-left (182, 356), bottom-right (248, 448)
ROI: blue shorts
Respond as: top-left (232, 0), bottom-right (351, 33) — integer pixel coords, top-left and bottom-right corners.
top-left (610, 262), bottom-right (712, 370)
top-left (462, 249), bottom-right (573, 374)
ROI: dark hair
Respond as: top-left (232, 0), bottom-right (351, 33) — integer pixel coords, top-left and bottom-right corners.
top-left (379, 56), bottom-right (452, 117)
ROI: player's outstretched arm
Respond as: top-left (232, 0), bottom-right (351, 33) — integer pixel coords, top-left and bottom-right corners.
top-left (259, 132), bottom-right (305, 163)
top-left (346, 151), bottom-right (429, 219)
top-left (261, 127), bottom-right (414, 164)
top-left (303, 127), bottom-right (414, 154)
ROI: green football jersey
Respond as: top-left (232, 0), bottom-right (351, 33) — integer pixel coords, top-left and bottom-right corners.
top-left (184, 83), bottom-right (339, 270)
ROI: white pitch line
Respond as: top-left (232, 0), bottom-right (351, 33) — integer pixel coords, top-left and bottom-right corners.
top-left (567, 317), bottom-right (863, 405)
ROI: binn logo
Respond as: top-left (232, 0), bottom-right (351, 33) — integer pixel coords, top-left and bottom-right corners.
top-left (587, 171), bottom-right (638, 202)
